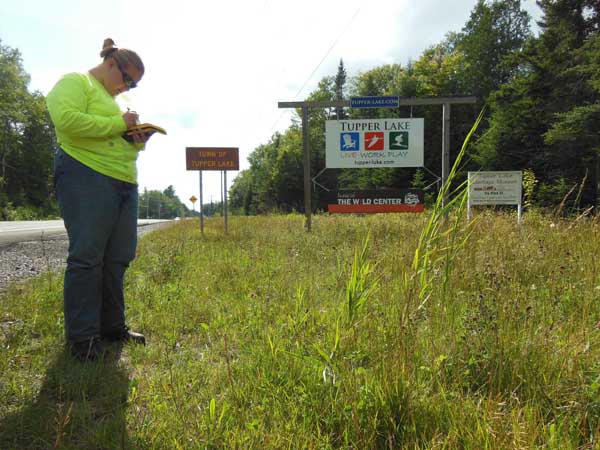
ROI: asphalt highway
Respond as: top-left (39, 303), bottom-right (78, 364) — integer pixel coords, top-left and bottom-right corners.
top-left (0, 219), bottom-right (170, 245)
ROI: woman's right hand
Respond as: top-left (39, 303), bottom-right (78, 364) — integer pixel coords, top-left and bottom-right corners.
top-left (122, 111), bottom-right (140, 128)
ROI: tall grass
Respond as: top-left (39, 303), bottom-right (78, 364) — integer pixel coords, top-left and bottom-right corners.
top-left (345, 233), bottom-right (379, 325)
top-left (0, 213), bottom-right (599, 449)
top-left (1, 135), bottom-right (599, 448)
top-left (409, 107), bottom-right (485, 325)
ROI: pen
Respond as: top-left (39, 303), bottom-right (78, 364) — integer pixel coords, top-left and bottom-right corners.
top-left (127, 107), bottom-right (140, 125)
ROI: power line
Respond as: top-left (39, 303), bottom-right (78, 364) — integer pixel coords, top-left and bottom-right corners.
top-left (269, 5), bottom-right (362, 134)
top-left (291, 7), bottom-right (361, 102)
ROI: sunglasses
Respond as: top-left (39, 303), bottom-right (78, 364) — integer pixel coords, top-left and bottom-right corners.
top-left (114, 58), bottom-right (137, 89)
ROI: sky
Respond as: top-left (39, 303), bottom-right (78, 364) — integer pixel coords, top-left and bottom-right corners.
top-left (1, 0), bottom-right (542, 210)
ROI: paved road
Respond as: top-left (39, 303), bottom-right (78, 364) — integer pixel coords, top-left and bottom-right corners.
top-left (0, 219), bottom-right (170, 245)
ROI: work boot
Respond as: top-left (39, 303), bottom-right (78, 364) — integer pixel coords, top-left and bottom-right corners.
top-left (69, 337), bottom-right (105, 362)
top-left (103, 326), bottom-right (146, 345)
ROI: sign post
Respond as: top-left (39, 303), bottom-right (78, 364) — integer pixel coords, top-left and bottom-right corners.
top-left (223, 170), bottom-right (228, 233)
top-left (199, 172), bottom-right (204, 233)
top-left (186, 147), bottom-right (239, 234)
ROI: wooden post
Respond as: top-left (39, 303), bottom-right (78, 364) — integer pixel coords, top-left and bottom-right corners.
top-left (302, 106), bottom-right (311, 232)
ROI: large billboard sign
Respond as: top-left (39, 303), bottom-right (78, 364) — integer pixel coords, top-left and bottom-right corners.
top-left (325, 119), bottom-right (424, 168)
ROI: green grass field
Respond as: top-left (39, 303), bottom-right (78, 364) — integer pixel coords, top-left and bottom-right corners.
top-left (1, 212), bottom-right (599, 449)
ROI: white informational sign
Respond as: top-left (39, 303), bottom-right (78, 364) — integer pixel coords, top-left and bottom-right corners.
top-left (468, 171), bottom-right (523, 223)
top-left (468, 171), bottom-right (522, 205)
top-left (325, 118), bottom-right (424, 169)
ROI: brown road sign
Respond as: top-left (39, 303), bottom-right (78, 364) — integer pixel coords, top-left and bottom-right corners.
top-left (186, 147), bottom-right (239, 171)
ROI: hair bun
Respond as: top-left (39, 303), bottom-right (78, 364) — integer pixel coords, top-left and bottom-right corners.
top-left (100, 38), bottom-right (118, 58)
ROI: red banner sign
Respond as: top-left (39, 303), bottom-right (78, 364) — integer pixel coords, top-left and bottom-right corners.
top-left (328, 189), bottom-right (424, 213)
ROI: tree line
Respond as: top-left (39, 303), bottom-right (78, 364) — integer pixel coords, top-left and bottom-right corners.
top-left (139, 186), bottom-right (191, 220)
top-left (0, 41), bottom-right (56, 220)
top-left (229, 0), bottom-right (599, 215)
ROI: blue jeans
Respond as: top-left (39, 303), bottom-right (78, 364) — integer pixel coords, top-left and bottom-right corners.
top-left (54, 148), bottom-right (138, 342)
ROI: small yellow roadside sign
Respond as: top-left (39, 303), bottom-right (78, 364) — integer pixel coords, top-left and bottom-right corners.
top-left (189, 195), bottom-right (197, 204)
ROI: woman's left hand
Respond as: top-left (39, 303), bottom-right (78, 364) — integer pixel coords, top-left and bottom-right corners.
top-left (129, 129), bottom-right (149, 143)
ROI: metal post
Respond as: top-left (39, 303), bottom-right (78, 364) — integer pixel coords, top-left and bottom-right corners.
top-left (220, 171), bottom-right (224, 217)
top-left (223, 170), bottom-right (228, 233)
top-left (302, 106), bottom-right (311, 231)
top-left (442, 102), bottom-right (451, 208)
top-left (199, 171), bottom-right (204, 234)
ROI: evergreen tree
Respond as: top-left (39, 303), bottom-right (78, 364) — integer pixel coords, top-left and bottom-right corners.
top-left (334, 59), bottom-right (347, 120)
top-left (476, 0), bottom-right (599, 208)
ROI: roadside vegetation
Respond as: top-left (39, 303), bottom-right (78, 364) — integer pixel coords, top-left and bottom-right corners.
top-left (1, 210), bottom-right (598, 449)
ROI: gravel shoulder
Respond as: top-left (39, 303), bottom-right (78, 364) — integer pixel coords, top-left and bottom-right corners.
top-left (0, 222), bottom-right (171, 292)
top-left (0, 236), bottom-right (68, 291)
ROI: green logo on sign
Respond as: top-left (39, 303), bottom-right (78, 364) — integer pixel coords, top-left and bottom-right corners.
top-left (389, 132), bottom-right (409, 150)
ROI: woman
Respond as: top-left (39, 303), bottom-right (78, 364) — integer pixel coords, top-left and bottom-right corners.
top-left (47, 38), bottom-right (147, 361)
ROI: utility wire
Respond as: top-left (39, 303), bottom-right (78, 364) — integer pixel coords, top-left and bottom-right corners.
top-left (269, 5), bottom-right (362, 134)
top-left (290, 7), bottom-right (361, 102)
